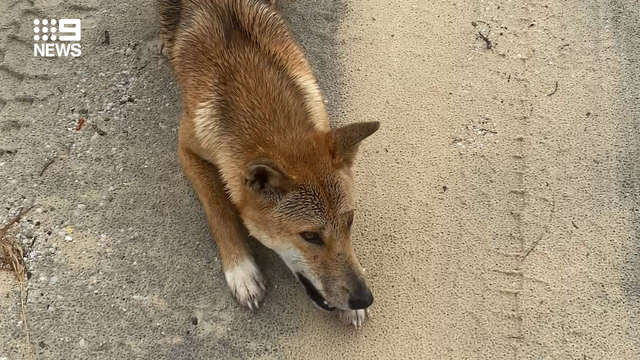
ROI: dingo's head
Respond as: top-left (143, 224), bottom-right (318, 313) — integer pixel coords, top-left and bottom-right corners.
top-left (238, 121), bottom-right (379, 311)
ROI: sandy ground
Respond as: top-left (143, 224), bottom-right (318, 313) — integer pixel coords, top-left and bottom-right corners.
top-left (0, 0), bottom-right (639, 359)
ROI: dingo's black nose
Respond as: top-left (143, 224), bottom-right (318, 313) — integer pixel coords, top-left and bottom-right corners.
top-left (348, 281), bottom-right (374, 309)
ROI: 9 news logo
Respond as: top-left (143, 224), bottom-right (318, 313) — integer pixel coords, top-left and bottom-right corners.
top-left (33, 19), bottom-right (81, 57)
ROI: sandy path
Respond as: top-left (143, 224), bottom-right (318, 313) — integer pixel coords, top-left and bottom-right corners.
top-left (1, 0), bottom-right (639, 359)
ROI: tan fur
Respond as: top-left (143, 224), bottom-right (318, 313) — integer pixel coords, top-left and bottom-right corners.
top-left (160, 0), bottom-right (379, 318)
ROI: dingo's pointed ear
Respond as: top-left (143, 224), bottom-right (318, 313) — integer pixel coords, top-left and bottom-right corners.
top-left (244, 162), bottom-right (286, 198)
top-left (330, 121), bottom-right (380, 167)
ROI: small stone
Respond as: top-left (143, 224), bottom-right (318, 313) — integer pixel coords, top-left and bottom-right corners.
top-left (79, 338), bottom-right (87, 349)
top-left (49, 276), bottom-right (58, 285)
top-left (119, 95), bottom-right (135, 104)
top-left (65, 235), bottom-right (73, 242)
top-left (22, 228), bottom-right (35, 239)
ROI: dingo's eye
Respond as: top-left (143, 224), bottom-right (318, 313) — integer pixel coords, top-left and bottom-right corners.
top-left (301, 232), bottom-right (323, 245)
top-left (347, 211), bottom-right (354, 230)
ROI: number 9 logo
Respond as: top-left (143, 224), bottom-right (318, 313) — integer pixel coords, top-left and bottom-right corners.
top-left (58, 19), bottom-right (81, 42)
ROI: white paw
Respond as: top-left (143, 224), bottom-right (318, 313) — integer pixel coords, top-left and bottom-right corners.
top-left (158, 38), bottom-right (169, 57)
top-left (337, 308), bottom-right (370, 329)
top-left (224, 258), bottom-right (267, 310)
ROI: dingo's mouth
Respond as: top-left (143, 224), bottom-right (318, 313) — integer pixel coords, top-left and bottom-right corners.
top-left (296, 273), bottom-right (335, 311)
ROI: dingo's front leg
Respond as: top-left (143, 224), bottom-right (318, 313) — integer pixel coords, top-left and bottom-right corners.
top-left (178, 124), bottom-right (266, 309)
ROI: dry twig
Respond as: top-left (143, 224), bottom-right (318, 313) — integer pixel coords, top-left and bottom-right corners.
top-left (0, 206), bottom-right (34, 343)
top-left (478, 31), bottom-right (493, 50)
top-left (39, 158), bottom-right (55, 176)
top-left (521, 199), bottom-right (555, 262)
